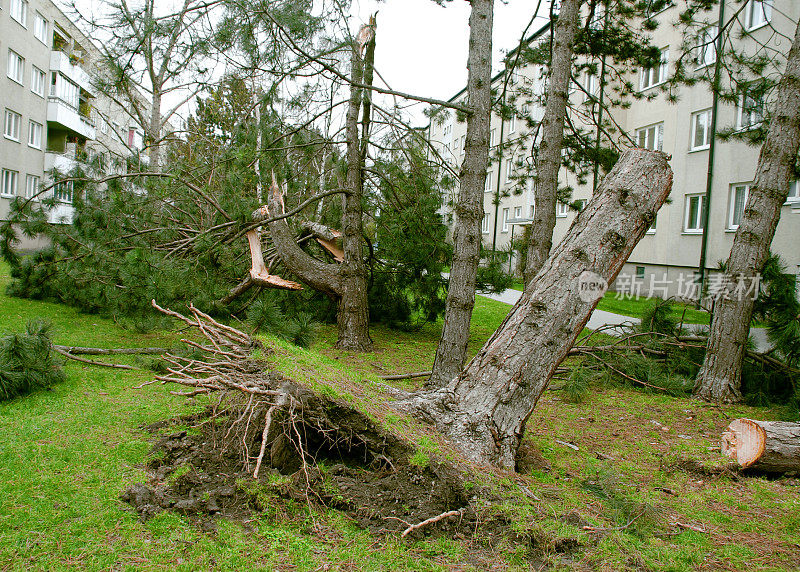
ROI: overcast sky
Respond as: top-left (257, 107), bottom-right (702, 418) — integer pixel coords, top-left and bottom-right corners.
top-left (66, 0), bottom-right (550, 126)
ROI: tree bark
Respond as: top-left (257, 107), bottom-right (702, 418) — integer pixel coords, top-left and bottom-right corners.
top-left (428, 0), bottom-right (494, 388)
top-left (336, 36), bottom-right (374, 352)
top-left (398, 149), bottom-right (672, 468)
top-left (263, 183), bottom-right (342, 297)
top-left (695, 19), bottom-right (800, 403)
top-left (722, 418), bottom-right (800, 472)
top-left (524, 0), bottom-right (582, 286)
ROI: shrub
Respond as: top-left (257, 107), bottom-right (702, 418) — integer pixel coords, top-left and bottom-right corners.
top-left (0, 320), bottom-right (65, 401)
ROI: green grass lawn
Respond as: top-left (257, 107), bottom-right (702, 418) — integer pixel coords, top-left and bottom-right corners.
top-left (1, 261), bottom-right (798, 571)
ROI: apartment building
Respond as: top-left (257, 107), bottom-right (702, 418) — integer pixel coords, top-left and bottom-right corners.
top-left (1, 0), bottom-right (147, 249)
top-left (430, 0), bottom-right (800, 298)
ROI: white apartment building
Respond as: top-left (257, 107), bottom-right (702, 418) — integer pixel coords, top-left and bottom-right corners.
top-left (430, 0), bottom-right (800, 298)
top-left (1, 0), bottom-right (148, 249)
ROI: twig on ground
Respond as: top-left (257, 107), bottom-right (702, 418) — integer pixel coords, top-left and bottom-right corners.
top-left (401, 509), bottom-right (464, 538)
top-left (53, 347), bottom-right (138, 370)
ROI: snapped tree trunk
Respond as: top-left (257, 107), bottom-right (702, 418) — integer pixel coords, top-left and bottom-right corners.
top-left (428, 0), bottom-right (493, 388)
top-left (336, 33), bottom-right (374, 352)
top-left (524, 0), bottom-right (582, 287)
top-left (695, 18), bottom-right (800, 403)
top-left (398, 149), bottom-right (672, 468)
top-left (722, 419), bottom-right (800, 472)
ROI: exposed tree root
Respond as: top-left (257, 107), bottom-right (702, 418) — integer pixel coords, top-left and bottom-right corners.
top-left (123, 300), bottom-right (476, 537)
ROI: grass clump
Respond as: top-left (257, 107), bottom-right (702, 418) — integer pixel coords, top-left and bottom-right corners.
top-left (0, 319), bottom-right (65, 401)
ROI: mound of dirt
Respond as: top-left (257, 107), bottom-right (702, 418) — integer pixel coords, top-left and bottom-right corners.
top-left (121, 391), bottom-right (475, 537)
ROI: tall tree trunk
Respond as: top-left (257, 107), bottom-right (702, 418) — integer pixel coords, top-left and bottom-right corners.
top-left (524, 0), bottom-right (582, 286)
top-left (695, 19), bottom-right (800, 403)
top-left (398, 149), bottom-right (672, 468)
top-left (336, 37), bottom-right (373, 352)
top-left (149, 89), bottom-right (163, 170)
top-left (428, 0), bottom-right (494, 387)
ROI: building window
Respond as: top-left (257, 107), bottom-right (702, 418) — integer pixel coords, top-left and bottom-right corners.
top-left (28, 120), bottom-right (42, 149)
top-left (514, 206), bottom-right (522, 220)
top-left (744, 0), bottom-right (772, 31)
top-left (529, 204), bottom-right (535, 218)
top-left (484, 170), bottom-right (492, 192)
top-left (34, 12), bottom-right (48, 44)
top-left (647, 214), bottom-right (657, 234)
top-left (636, 122), bottom-right (664, 151)
top-left (10, 0), bottom-right (28, 27)
top-left (738, 84), bottom-right (765, 130)
top-left (4, 109), bottom-right (22, 141)
top-left (787, 181), bottom-right (800, 204)
top-left (556, 202), bottom-right (569, 218)
top-left (53, 180), bottom-right (74, 203)
top-left (482, 213), bottom-right (490, 234)
top-left (506, 157), bottom-right (513, 180)
top-left (25, 174), bottom-right (39, 200)
top-left (640, 48), bottom-right (668, 90)
top-left (501, 208), bottom-right (510, 232)
top-left (51, 73), bottom-right (80, 109)
top-left (684, 194), bottom-right (706, 232)
top-left (584, 72), bottom-right (598, 101)
top-left (7, 50), bottom-right (25, 85)
top-left (690, 109), bottom-right (712, 151)
top-left (1, 169), bottom-right (18, 197)
top-left (509, 115), bottom-right (516, 134)
top-left (695, 27), bottom-right (717, 68)
top-left (490, 128), bottom-right (496, 146)
top-left (522, 103), bottom-right (529, 115)
top-left (460, 135), bottom-right (465, 155)
top-left (31, 66), bottom-right (46, 97)
top-left (729, 184), bottom-right (750, 229)
top-left (635, 266), bottom-right (646, 280)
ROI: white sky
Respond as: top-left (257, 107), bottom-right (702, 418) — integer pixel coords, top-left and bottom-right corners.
top-left (66, 0), bottom-right (551, 126)
top-left (351, 0), bottom-right (550, 104)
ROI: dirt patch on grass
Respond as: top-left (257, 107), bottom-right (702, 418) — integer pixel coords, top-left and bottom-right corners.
top-left (121, 380), bottom-right (478, 538)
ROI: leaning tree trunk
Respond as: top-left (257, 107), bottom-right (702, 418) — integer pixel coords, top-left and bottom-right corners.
top-left (428, 0), bottom-right (494, 388)
top-left (524, 0), bottom-right (582, 286)
top-left (722, 419), bottom-right (800, 472)
top-left (695, 18), bottom-right (800, 403)
top-left (399, 149), bottom-right (672, 468)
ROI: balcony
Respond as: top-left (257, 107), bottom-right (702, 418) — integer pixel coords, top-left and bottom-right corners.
top-left (49, 51), bottom-right (96, 97)
top-left (47, 97), bottom-right (96, 140)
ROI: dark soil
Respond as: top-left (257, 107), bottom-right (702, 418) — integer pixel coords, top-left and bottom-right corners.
top-left (121, 376), bottom-right (476, 538)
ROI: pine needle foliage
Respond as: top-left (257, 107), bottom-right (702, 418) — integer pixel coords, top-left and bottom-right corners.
top-left (0, 320), bottom-right (65, 401)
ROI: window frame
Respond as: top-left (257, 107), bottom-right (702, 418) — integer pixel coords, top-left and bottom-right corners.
top-left (737, 84), bottom-right (765, 130)
top-left (501, 207), bottom-right (510, 232)
top-left (728, 184), bottom-right (750, 230)
top-left (33, 12), bottom-right (48, 44)
top-left (690, 109), bottom-right (712, 151)
top-left (695, 26), bottom-right (717, 69)
top-left (27, 120), bottom-right (42, 149)
top-left (482, 213), bottom-right (490, 234)
top-left (7, 50), bottom-right (25, 85)
top-left (684, 194), bottom-right (706, 233)
top-left (640, 48), bottom-right (669, 91)
top-left (484, 170), bottom-right (493, 193)
top-left (786, 180), bottom-right (800, 205)
top-left (25, 174), bottom-right (40, 200)
top-left (4, 109), bottom-right (22, 142)
top-left (556, 201), bottom-right (569, 218)
top-left (635, 122), bottom-right (664, 152)
top-left (31, 66), bottom-right (46, 97)
top-left (1, 169), bottom-right (19, 198)
top-left (744, 0), bottom-right (772, 31)
top-left (10, 0), bottom-right (28, 27)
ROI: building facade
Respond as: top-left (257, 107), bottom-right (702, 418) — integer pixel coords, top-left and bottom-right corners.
top-left (430, 0), bottom-right (800, 299)
top-left (1, 0), bottom-right (147, 248)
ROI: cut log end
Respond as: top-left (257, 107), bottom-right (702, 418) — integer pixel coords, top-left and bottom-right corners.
top-left (721, 418), bottom-right (766, 468)
top-left (721, 418), bottom-right (800, 473)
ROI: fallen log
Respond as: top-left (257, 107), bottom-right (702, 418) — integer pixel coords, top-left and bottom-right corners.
top-left (721, 418), bottom-right (800, 472)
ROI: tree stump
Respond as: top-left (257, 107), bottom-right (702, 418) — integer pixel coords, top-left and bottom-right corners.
top-left (721, 418), bottom-right (800, 472)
